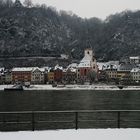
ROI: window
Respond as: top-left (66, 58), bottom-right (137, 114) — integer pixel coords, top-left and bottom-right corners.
top-left (84, 69), bottom-right (87, 76)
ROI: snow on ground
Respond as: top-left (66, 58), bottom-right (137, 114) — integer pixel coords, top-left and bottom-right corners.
top-left (1, 84), bottom-right (140, 91)
top-left (0, 129), bottom-right (140, 140)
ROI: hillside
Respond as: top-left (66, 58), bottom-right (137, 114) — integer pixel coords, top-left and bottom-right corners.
top-left (0, 1), bottom-right (140, 67)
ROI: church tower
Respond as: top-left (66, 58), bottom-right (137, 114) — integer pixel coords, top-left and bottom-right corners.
top-left (77, 48), bottom-right (98, 81)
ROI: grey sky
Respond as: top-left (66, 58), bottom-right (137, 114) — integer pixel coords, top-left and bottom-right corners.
top-left (20, 0), bottom-right (140, 19)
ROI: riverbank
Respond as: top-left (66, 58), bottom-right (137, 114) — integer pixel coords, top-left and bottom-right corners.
top-left (1, 84), bottom-right (140, 90)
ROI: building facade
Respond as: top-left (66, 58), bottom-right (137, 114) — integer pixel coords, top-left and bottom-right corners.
top-left (12, 68), bottom-right (32, 83)
top-left (31, 68), bottom-right (45, 84)
top-left (106, 69), bottom-right (117, 80)
top-left (131, 68), bottom-right (140, 82)
top-left (130, 56), bottom-right (140, 64)
top-left (5, 71), bottom-right (12, 84)
top-left (62, 68), bottom-right (77, 84)
top-left (47, 69), bottom-right (54, 84)
top-left (54, 68), bottom-right (63, 83)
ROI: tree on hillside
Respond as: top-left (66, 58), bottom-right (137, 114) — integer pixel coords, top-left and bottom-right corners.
top-left (5, 0), bottom-right (13, 7)
top-left (14, 0), bottom-right (23, 7)
top-left (23, 0), bottom-right (33, 8)
top-left (0, 0), bottom-right (4, 7)
top-left (0, 0), bottom-right (13, 8)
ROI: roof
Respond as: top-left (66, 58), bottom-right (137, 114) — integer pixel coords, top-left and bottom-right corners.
top-left (97, 62), bottom-right (106, 71)
top-left (12, 67), bottom-right (34, 72)
top-left (118, 63), bottom-right (136, 71)
top-left (78, 54), bottom-right (92, 68)
top-left (67, 63), bottom-right (78, 68)
top-left (78, 60), bottom-right (91, 68)
top-left (32, 67), bottom-right (45, 72)
top-left (131, 68), bottom-right (140, 73)
top-left (97, 61), bottom-right (119, 70)
top-left (130, 56), bottom-right (140, 59)
top-left (54, 65), bottom-right (63, 70)
top-left (0, 68), bottom-right (4, 72)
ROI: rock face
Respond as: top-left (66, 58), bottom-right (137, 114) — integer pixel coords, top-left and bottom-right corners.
top-left (0, 4), bottom-right (140, 66)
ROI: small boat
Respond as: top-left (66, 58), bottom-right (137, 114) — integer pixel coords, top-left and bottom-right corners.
top-left (52, 83), bottom-right (57, 87)
top-left (117, 85), bottom-right (123, 89)
top-left (4, 85), bottom-right (24, 91)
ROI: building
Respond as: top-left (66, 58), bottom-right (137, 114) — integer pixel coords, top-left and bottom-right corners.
top-left (131, 68), bottom-right (140, 82)
top-left (54, 68), bottom-right (63, 83)
top-left (62, 68), bottom-right (77, 84)
top-left (130, 56), bottom-right (140, 64)
top-left (106, 69), bottom-right (117, 80)
top-left (105, 64), bottom-right (118, 80)
top-left (77, 48), bottom-right (98, 82)
top-left (31, 68), bottom-right (45, 84)
top-left (97, 61), bottom-right (119, 81)
top-left (47, 69), bottom-right (54, 84)
top-left (12, 67), bottom-right (33, 83)
top-left (4, 70), bottom-right (12, 84)
top-left (117, 63), bottom-right (136, 81)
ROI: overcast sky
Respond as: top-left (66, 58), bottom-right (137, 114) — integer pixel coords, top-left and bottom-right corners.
top-left (20, 0), bottom-right (140, 19)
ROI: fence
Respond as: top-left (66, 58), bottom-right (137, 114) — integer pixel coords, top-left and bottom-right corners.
top-left (0, 110), bottom-right (140, 131)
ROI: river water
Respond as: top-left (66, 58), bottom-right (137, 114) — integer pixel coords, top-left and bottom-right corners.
top-left (0, 90), bottom-right (140, 111)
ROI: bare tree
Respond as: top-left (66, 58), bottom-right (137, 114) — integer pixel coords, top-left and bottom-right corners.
top-left (5, 0), bottom-right (13, 7)
top-left (14, 0), bottom-right (23, 7)
top-left (0, 0), bottom-right (13, 8)
top-left (34, 3), bottom-right (40, 8)
top-left (0, 0), bottom-right (4, 7)
top-left (23, 0), bottom-right (33, 8)
top-left (41, 3), bottom-right (47, 10)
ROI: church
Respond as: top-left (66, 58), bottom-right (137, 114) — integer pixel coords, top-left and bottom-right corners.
top-left (77, 48), bottom-right (98, 82)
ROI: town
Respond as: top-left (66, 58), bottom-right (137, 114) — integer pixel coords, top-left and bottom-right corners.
top-left (0, 48), bottom-right (140, 86)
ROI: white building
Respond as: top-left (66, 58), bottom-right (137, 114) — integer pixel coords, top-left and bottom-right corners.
top-left (130, 56), bottom-right (140, 64)
top-left (131, 68), bottom-right (140, 81)
top-left (31, 67), bottom-right (45, 84)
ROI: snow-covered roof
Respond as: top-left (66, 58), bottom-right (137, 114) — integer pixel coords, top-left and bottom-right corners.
top-left (118, 63), bottom-right (136, 71)
top-left (63, 69), bottom-right (67, 72)
top-left (130, 56), bottom-right (140, 59)
top-left (131, 68), bottom-right (140, 73)
top-left (70, 68), bottom-right (77, 73)
top-left (54, 65), bottom-right (63, 70)
top-left (12, 67), bottom-right (35, 72)
top-left (0, 67), bottom-right (4, 72)
top-left (78, 55), bottom-right (92, 68)
top-left (67, 63), bottom-right (78, 68)
top-left (78, 60), bottom-right (91, 68)
top-left (97, 62), bottom-right (106, 71)
top-left (107, 61), bottom-right (119, 66)
top-left (97, 61), bottom-right (118, 70)
top-left (42, 66), bottom-right (52, 71)
top-left (32, 67), bottom-right (45, 72)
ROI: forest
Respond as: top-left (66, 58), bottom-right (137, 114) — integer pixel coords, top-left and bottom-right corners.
top-left (0, 0), bottom-right (140, 62)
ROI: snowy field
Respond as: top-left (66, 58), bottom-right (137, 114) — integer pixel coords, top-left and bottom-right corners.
top-left (1, 84), bottom-right (140, 90)
top-left (0, 129), bottom-right (140, 140)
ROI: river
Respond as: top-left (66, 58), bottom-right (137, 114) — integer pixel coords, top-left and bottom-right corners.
top-left (0, 90), bottom-right (140, 111)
